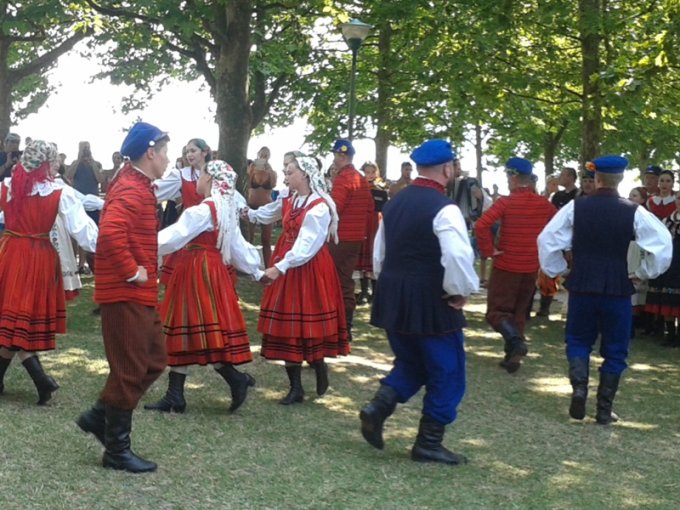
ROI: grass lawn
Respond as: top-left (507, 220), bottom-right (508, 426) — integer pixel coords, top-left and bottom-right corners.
top-left (1, 279), bottom-right (680, 509)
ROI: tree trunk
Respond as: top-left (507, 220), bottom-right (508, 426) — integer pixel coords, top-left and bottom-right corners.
top-left (543, 121), bottom-right (568, 176)
top-left (215, 1), bottom-right (253, 194)
top-left (579, 0), bottom-right (602, 165)
top-left (374, 22), bottom-right (392, 179)
top-left (474, 123), bottom-right (483, 186)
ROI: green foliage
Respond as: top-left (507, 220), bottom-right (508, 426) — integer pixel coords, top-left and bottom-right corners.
top-left (0, 0), bottom-right (94, 129)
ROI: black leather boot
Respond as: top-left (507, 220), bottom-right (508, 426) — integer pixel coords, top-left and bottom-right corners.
top-left (356, 278), bottom-right (370, 305)
top-left (22, 355), bottom-right (59, 405)
top-left (280, 364), bottom-right (304, 405)
top-left (536, 295), bottom-right (553, 317)
top-left (346, 308), bottom-right (354, 343)
top-left (359, 384), bottom-right (399, 450)
top-left (595, 372), bottom-right (621, 425)
top-left (76, 399), bottom-right (106, 445)
top-left (411, 414), bottom-right (467, 465)
top-left (568, 357), bottom-right (589, 420)
top-left (102, 407), bottom-right (157, 473)
top-left (0, 355), bottom-right (12, 395)
top-left (215, 364), bottom-right (255, 412)
top-left (143, 371), bottom-right (186, 413)
top-left (495, 321), bottom-right (528, 374)
top-left (663, 320), bottom-right (677, 347)
top-left (311, 360), bottom-right (329, 396)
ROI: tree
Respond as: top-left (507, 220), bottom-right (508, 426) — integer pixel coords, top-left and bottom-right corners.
top-left (86, 0), bottom-right (325, 186)
top-left (0, 1), bottom-right (92, 140)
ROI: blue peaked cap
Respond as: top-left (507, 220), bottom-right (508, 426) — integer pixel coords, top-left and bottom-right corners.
top-left (590, 155), bottom-right (628, 174)
top-left (120, 122), bottom-right (168, 161)
top-left (505, 157), bottom-right (533, 175)
top-left (410, 139), bottom-right (456, 166)
top-left (332, 139), bottom-right (355, 156)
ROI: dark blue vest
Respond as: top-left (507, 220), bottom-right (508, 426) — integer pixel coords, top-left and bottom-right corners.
top-left (371, 184), bottom-right (466, 334)
top-left (569, 190), bottom-right (637, 296)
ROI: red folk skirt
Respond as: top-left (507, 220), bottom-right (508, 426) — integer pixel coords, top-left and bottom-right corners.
top-left (160, 242), bottom-right (252, 366)
top-left (258, 242), bottom-right (350, 363)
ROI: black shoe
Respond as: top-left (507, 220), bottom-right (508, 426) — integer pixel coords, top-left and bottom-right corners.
top-left (0, 355), bottom-right (12, 395)
top-left (411, 415), bottom-right (467, 465)
top-left (312, 360), bottom-right (329, 396)
top-left (496, 321), bottom-right (528, 373)
top-left (279, 365), bottom-right (304, 405)
top-left (568, 358), bottom-right (589, 420)
top-left (22, 355), bottom-right (59, 405)
top-left (144, 371), bottom-right (186, 413)
top-left (595, 372), bottom-right (621, 425)
top-left (103, 407), bottom-right (157, 473)
top-left (76, 399), bottom-right (106, 445)
top-left (359, 384), bottom-right (399, 450)
top-left (215, 364), bottom-right (256, 412)
top-left (504, 340), bottom-right (528, 374)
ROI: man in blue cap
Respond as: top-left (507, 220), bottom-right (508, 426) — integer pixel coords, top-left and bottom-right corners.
top-left (328, 139), bottom-right (372, 341)
top-left (359, 139), bottom-right (478, 465)
top-left (539, 155), bottom-right (671, 424)
top-left (643, 164), bottom-right (661, 196)
top-left (77, 121), bottom-right (170, 472)
top-left (475, 157), bottom-right (556, 373)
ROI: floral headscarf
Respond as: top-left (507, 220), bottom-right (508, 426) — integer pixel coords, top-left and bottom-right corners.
top-left (296, 155), bottom-right (339, 244)
top-left (205, 160), bottom-right (238, 265)
top-left (7, 140), bottom-right (58, 214)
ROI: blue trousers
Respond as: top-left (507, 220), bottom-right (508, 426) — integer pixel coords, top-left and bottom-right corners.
top-left (382, 330), bottom-right (466, 425)
top-left (565, 293), bottom-right (632, 375)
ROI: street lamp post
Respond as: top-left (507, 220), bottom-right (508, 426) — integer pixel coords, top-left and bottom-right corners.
top-left (340, 19), bottom-right (372, 141)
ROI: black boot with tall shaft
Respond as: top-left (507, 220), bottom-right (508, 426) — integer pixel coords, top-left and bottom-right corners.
top-left (596, 372), bottom-right (621, 425)
top-left (411, 414), bottom-right (467, 465)
top-left (102, 407), bottom-right (157, 473)
top-left (0, 356), bottom-right (12, 395)
top-left (568, 357), bottom-right (589, 420)
top-left (22, 355), bottom-right (59, 405)
top-left (280, 365), bottom-right (304, 405)
top-left (359, 384), bottom-right (399, 450)
top-left (215, 364), bottom-right (255, 412)
top-left (76, 399), bottom-right (106, 445)
top-left (144, 371), bottom-right (186, 413)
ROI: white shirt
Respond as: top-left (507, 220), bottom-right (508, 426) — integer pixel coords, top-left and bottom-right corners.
top-left (154, 166), bottom-right (247, 209)
top-left (373, 202), bottom-right (480, 297)
top-left (538, 199), bottom-right (672, 279)
top-left (247, 191), bottom-right (329, 274)
top-left (157, 200), bottom-right (263, 281)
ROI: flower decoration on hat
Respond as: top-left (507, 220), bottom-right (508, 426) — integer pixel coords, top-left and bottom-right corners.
top-left (585, 161), bottom-right (596, 172)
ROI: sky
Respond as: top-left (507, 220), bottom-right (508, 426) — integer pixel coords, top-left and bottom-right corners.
top-left (13, 43), bottom-right (414, 186)
top-left (13, 44), bottom-right (644, 195)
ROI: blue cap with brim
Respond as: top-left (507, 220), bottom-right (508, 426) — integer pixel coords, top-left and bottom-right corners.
top-left (645, 165), bottom-right (662, 176)
top-left (505, 157), bottom-right (533, 175)
top-left (588, 155), bottom-right (628, 174)
top-left (410, 139), bottom-right (456, 166)
top-left (332, 139), bottom-right (355, 156)
top-left (120, 122), bottom-right (168, 161)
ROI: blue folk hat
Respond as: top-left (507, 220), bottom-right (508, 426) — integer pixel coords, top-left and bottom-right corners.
top-left (505, 157), bottom-right (533, 175)
top-left (410, 139), bottom-right (456, 166)
top-left (332, 138), bottom-right (355, 156)
top-left (587, 155), bottom-right (628, 174)
top-left (120, 122), bottom-right (168, 161)
top-left (645, 164), bottom-right (662, 176)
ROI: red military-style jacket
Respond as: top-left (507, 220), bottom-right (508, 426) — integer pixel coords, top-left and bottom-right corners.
top-left (331, 164), bottom-right (373, 242)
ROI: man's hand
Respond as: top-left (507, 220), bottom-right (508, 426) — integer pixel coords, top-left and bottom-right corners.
top-left (136, 266), bottom-right (149, 284)
top-left (492, 249), bottom-right (504, 257)
top-left (446, 295), bottom-right (467, 309)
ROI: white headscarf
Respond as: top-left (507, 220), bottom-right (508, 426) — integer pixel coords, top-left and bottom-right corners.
top-left (204, 160), bottom-right (238, 265)
top-left (296, 155), bottom-right (339, 244)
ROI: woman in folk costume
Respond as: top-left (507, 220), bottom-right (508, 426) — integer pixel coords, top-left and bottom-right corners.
top-left (146, 160), bottom-right (264, 413)
top-left (245, 155), bottom-right (349, 405)
top-left (0, 140), bottom-right (98, 404)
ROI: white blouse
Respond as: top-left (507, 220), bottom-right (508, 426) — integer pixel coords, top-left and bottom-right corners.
top-left (157, 200), bottom-right (264, 281)
top-left (247, 192), bottom-right (330, 274)
top-left (154, 166), bottom-right (247, 209)
top-left (1, 178), bottom-right (98, 253)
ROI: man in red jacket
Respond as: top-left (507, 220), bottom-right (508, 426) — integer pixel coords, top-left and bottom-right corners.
top-left (328, 139), bottom-right (373, 340)
top-left (77, 122), bottom-right (169, 473)
top-left (475, 157), bottom-right (556, 374)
